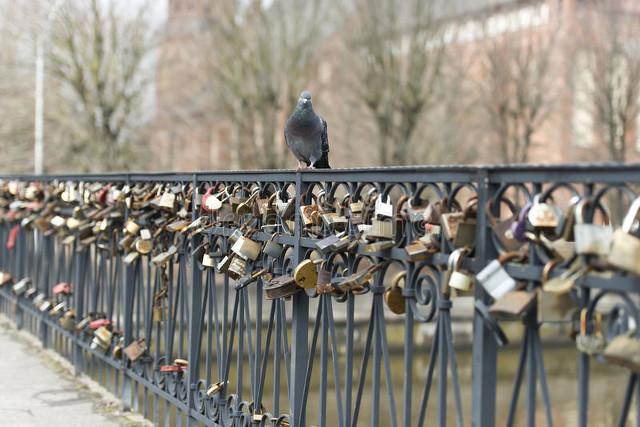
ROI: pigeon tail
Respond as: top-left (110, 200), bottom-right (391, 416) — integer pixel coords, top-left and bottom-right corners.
top-left (313, 153), bottom-right (330, 169)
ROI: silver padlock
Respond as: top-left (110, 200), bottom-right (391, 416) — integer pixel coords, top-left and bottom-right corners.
top-left (447, 248), bottom-right (473, 291)
top-left (574, 199), bottom-right (613, 256)
top-left (476, 253), bottom-right (523, 300)
top-left (608, 197), bottom-right (640, 275)
top-left (374, 195), bottom-right (394, 218)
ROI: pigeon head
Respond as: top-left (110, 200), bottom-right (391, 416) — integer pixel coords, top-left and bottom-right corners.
top-left (297, 90), bottom-right (312, 110)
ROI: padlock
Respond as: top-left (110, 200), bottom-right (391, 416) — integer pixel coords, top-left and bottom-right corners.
top-left (124, 251), bottom-right (140, 265)
top-left (542, 261), bottom-right (586, 295)
top-left (527, 195), bottom-right (560, 230)
top-left (332, 264), bottom-right (383, 293)
top-left (38, 299), bottom-right (53, 313)
top-left (113, 336), bottom-right (125, 359)
top-left (362, 240), bottom-right (395, 253)
top-left (59, 310), bottom-right (76, 331)
top-left (33, 293), bottom-right (45, 307)
top-left (228, 229), bottom-right (243, 246)
top-left (235, 268), bottom-right (270, 289)
top-left (446, 248), bottom-right (474, 292)
top-left (0, 271), bottom-right (13, 287)
top-left (231, 236), bottom-right (261, 261)
top-left (603, 333), bottom-right (640, 372)
top-left (486, 198), bottom-right (525, 252)
top-left (384, 271), bottom-right (406, 315)
top-left (294, 259), bottom-right (321, 289)
top-left (476, 252), bottom-right (524, 299)
top-left (175, 358), bottom-right (188, 368)
top-left (89, 318), bottom-right (111, 330)
top-left (607, 197), bottom-right (640, 275)
top-left (300, 204), bottom-right (320, 226)
top-left (321, 212), bottom-right (348, 231)
top-left (349, 200), bottom-right (364, 225)
top-left (369, 219), bottom-right (395, 239)
top-left (265, 275), bottom-right (300, 299)
top-left (159, 191), bottom-right (176, 211)
top-left (202, 253), bottom-right (216, 268)
top-left (405, 241), bottom-right (430, 261)
top-left (201, 187), bottom-right (223, 213)
top-left (576, 309), bottom-right (606, 355)
top-left (228, 257), bottom-right (247, 280)
top-left (90, 326), bottom-right (113, 352)
top-left (216, 255), bottom-right (232, 273)
top-left (537, 260), bottom-right (577, 323)
top-left (124, 338), bottom-right (147, 362)
top-left (315, 234), bottom-right (341, 253)
top-left (264, 233), bottom-right (284, 258)
top-left (166, 219), bottom-right (189, 233)
top-left (441, 200), bottom-right (477, 247)
top-left (573, 199), bottom-right (613, 256)
top-left (124, 219), bottom-right (140, 236)
top-left (206, 381), bottom-right (226, 397)
top-left (236, 190), bottom-right (259, 215)
top-left (374, 195), bottom-right (394, 218)
top-left (489, 291), bottom-right (536, 319)
top-left (12, 277), bottom-right (30, 296)
top-left (53, 282), bottom-right (72, 296)
top-left (50, 302), bottom-right (66, 316)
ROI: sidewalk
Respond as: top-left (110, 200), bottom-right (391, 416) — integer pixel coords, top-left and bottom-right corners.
top-left (0, 316), bottom-right (146, 427)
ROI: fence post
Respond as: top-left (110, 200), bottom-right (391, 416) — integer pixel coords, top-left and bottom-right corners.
top-left (471, 169), bottom-right (498, 427)
top-left (291, 172), bottom-right (309, 426)
top-left (186, 173), bottom-right (202, 426)
top-left (121, 175), bottom-right (135, 410)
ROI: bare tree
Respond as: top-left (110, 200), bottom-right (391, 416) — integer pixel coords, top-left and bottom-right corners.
top-left (475, 12), bottom-right (557, 164)
top-left (48, 0), bottom-right (153, 172)
top-left (197, 0), bottom-right (325, 169)
top-left (575, 0), bottom-right (640, 162)
top-left (346, 0), bottom-right (445, 165)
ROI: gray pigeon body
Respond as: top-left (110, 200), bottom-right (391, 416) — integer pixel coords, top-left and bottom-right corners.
top-left (284, 91), bottom-right (330, 169)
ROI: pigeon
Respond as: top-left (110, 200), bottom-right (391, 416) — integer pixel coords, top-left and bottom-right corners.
top-left (284, 90), bottom-right (330, 169)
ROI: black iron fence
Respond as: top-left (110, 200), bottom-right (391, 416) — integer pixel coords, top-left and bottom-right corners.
top-left (1, 165), bottom-right (640, 426)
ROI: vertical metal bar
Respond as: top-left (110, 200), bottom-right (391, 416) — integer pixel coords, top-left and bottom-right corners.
top-left (291, 171), bottom-right (309, 425)
top-left (121, 175), bottom-right (134, 410)
top-left (186, 174), bottom-right (201, 427)
top-left (471, 169), bottom-right (497, 427)
top-left (525, 326), bottom-right (537, 427)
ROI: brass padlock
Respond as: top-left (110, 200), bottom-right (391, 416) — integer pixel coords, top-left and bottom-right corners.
top-left (159, 191), bottom-right (176, 211)
top-left (369, 218), bottom-right (394, 239)
top-left (542, 261), bottom-right (586, 295)
top-left (59, 309), bottom-right (76, 331)
top-left (362, 240), bottom-right (395, 253)
top-left (202, 253), bottom-right (216, 268)
top-left (404, 241), bottom-right (430, 261)
top-left (0, 271), bottom-right (13, 287)
top-left (294, 259), bottom-right (321, 289)
top-left (384, 271), bottom-right (406, 315)
top-left (537, 260), bottom-right (576, 323)
top-left (124, 219), bottom-right (140, 236)
top-left (440, 200), bottom-right (477, 247)
top-left (300, 204), bottom-right (320, 226)
top-left (113, 336), bottom-right (125, 359)
top-left (206, 381), bottom-right (226, 397)
top-left (321, 212), bottom-right (348, 231)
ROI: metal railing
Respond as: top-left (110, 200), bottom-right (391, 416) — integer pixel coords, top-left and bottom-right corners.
top-left (0, 164), bottom-right (639, 427)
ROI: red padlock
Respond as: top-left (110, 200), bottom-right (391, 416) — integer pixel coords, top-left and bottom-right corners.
top-left (97, 184), bottom-right (111, 204)
top-left (89, 318), bottom-right (111, 330)
top-left (53, 282), bottom-right (72, 295)
top-left (6, 225), bottom-right (19, 250)
top-left (160, 365), bottom-right (182, 373)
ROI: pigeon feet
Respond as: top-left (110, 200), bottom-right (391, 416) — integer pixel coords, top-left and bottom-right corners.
top-left (296, 161), bottom-right (308, 171)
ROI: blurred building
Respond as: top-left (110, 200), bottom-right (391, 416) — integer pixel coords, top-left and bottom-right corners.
top-left (150, 0), bottom-right (640, 170)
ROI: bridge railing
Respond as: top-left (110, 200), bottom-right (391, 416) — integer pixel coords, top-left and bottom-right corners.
top-left (0, 165), bottom-right (640, 426)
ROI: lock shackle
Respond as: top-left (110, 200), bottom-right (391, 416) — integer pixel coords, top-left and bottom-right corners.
top-left (622, 197), bottom-right (640, 233)
top-left (580, 308), bottom-right (603, 337)
top-left (391, 271), bottom-right (406, 289)
top-left (485, 196), bottom-right (518, 228)
top-left (497, 251), bottom-right (527, 266)
top-left (541, 259), bottom-right (561, 283)
top-left (395, 195), bottom-right (409, 219)
top-left (575, 197), bottom-right (611, 226)
top-left (447, 247), bottom-right (469, 272)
